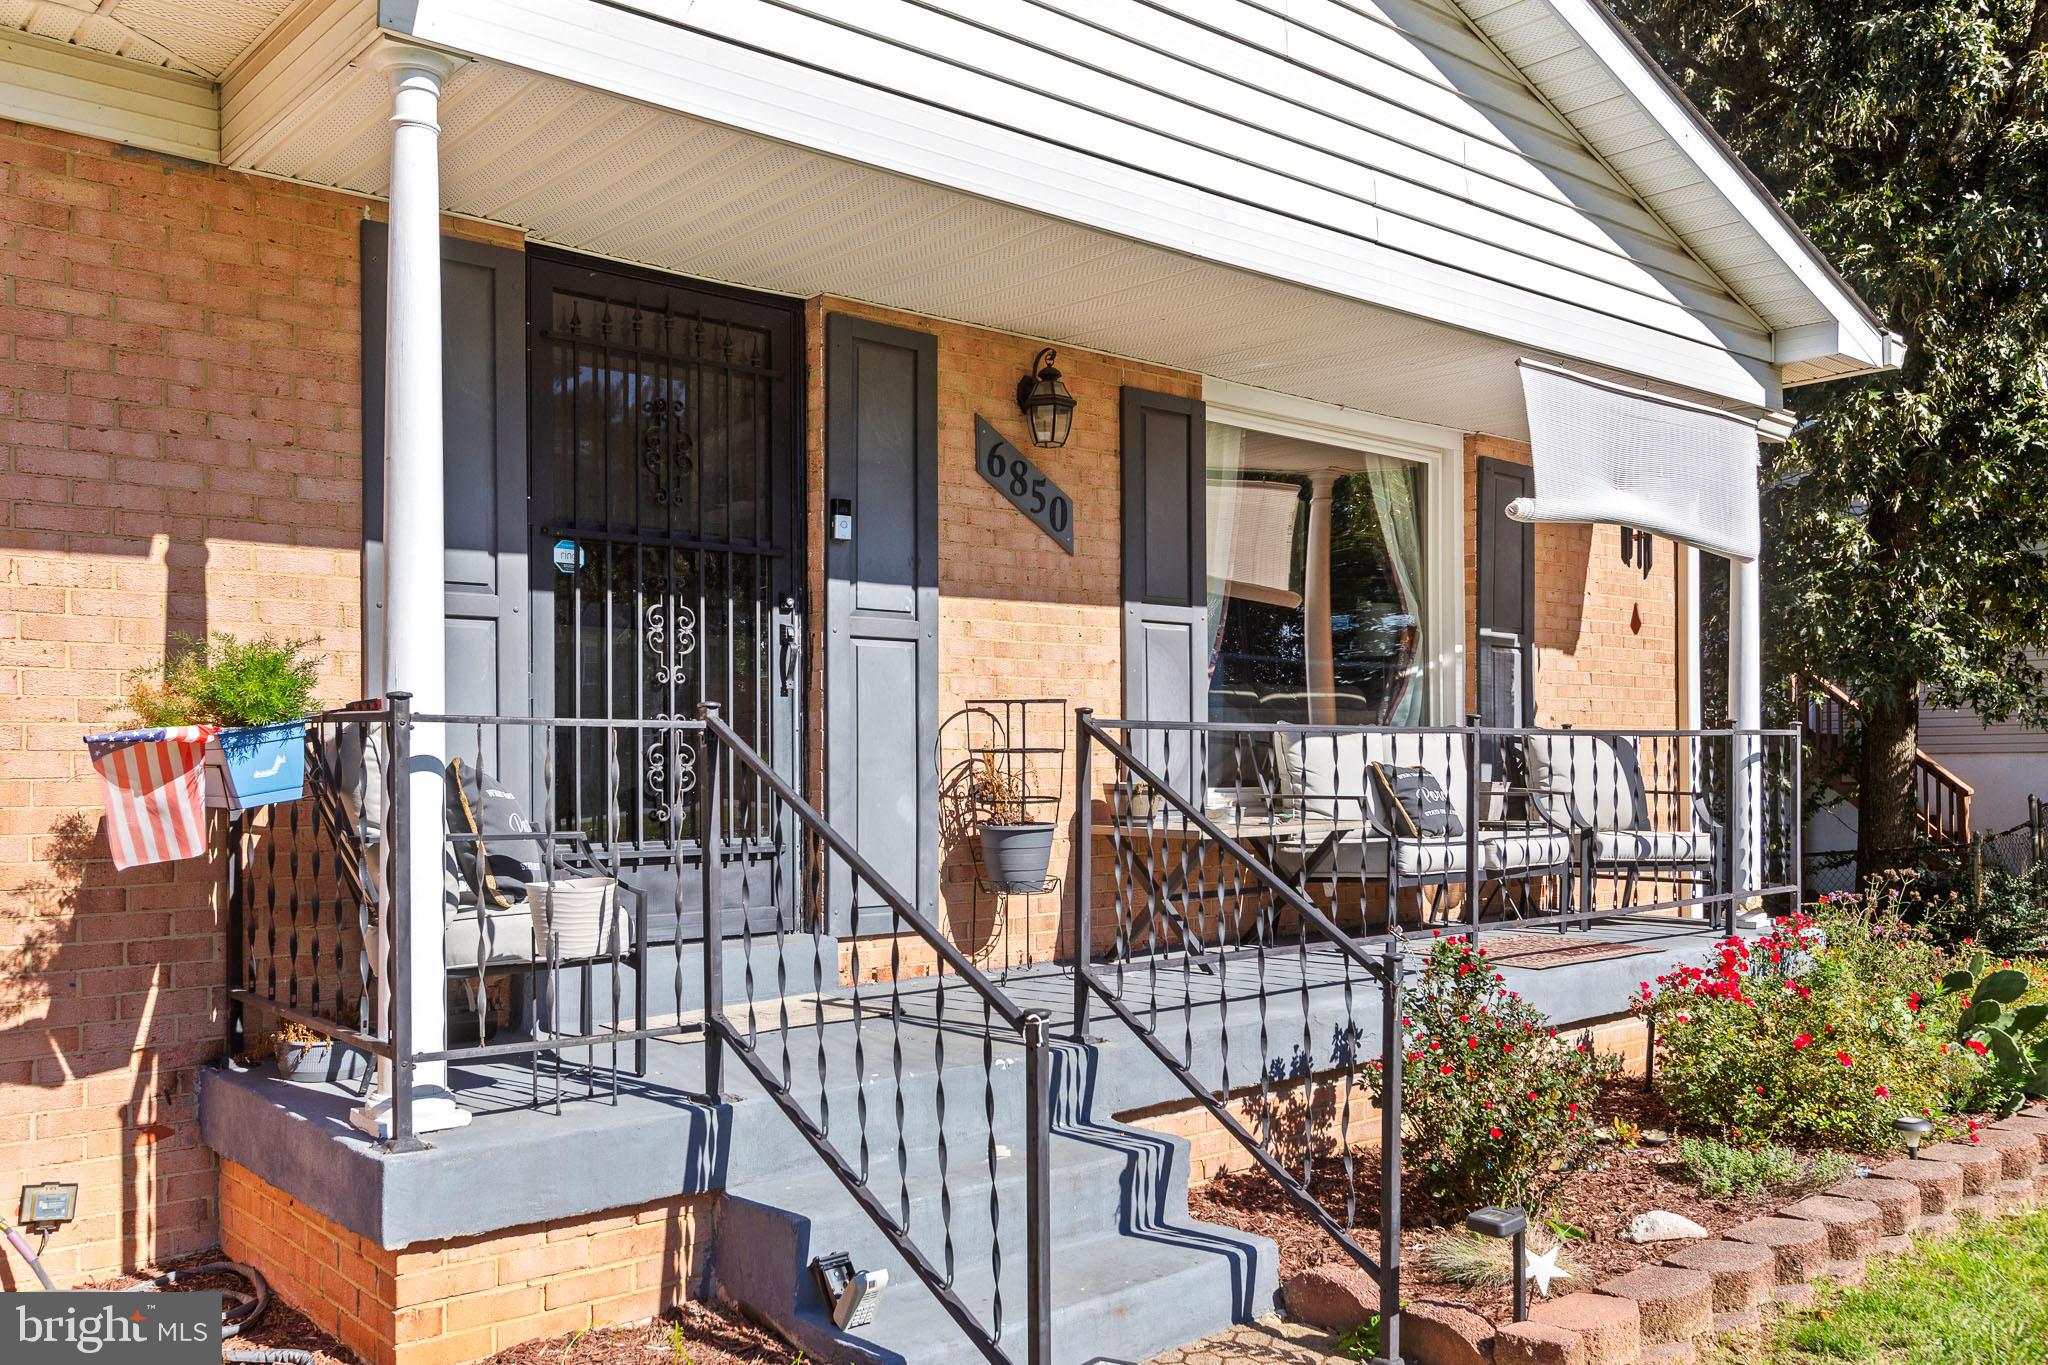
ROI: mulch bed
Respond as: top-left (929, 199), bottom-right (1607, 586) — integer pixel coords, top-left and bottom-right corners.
top-left (1186, 1077), bottom-right (1884, 1325)
top-left (91, 1254), bottom-right (360, 1365)
top-left (91, 1253), bottom-right (813, 1365)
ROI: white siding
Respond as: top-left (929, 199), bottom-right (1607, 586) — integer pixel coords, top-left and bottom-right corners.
top-left (1922, 655), bottom-right (2048, 757)
top-left (398, 0), bottom-right (1782, 406)
top-left (0, 26), bottom-right (216, 161)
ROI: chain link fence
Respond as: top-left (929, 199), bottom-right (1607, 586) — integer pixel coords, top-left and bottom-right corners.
top-left (1805, 795), bottom-right (2048, 904)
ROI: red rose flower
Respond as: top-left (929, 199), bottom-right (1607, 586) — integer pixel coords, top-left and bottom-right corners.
top-left (1439, 1064), bottom-right (1454, 1074)
top-left (1874, 1085), bottom-right (1889, 1098)
top-left (1966, 1039), bottom-right (1989, 1057)
top-left (1836, 1052), bottom-right (1854, 1068)
top-left (1792, 1034), bottom-right (1813, 1051)
top-left (1488, 1126), bottom-right (1503, 1140)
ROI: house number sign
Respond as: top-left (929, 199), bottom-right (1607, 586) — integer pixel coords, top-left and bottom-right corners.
top-left (974, 415), bottom-right (1074, 555)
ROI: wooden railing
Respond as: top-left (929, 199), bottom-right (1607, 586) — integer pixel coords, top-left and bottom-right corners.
top-left (1796, 677), bottom-right (1973, 845)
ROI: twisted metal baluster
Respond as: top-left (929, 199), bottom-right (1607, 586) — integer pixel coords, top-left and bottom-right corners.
top-left (985, 995), bottom-right (1003, 1341)
top-left (891, 910), bottom-right (910, 1232)
top-left (935, 947), bottom-right (954, 1287)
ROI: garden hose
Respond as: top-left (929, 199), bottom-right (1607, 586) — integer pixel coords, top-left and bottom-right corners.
top-left (3, 1222), bottom-right (317, 1362)
top-left (0, 1212), bottom-right (59, 1291)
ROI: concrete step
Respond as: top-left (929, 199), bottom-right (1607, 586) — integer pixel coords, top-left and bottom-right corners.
top-left (712, 1044), bottom-right (1280, 1365)
top-left (752, 1220), bottom-right (1277, 1365)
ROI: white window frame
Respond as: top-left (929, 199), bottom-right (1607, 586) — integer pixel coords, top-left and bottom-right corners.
top-left (1201, 377), bottom-right (1466, 727)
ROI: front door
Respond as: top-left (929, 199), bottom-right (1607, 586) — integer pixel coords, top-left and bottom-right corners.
top-left (527, 250), bottom-right (804, 937)
top-left (1476, 456), bottom-right (1537, 776)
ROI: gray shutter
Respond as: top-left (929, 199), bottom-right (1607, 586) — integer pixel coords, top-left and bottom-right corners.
top-left (1120, 387), bottom-right (1208, 793)
top-left (1476, 456), bottom-right (1536, 773)
top-left (361, 223), bottom-right (531, 767)
top-left (825, 315), bottom-right (940, 933)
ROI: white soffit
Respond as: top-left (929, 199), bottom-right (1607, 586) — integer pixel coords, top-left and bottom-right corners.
top-left (1453, 0), bottom-right (1899, 380)
top-left (0, 0), bottom-right (296, 77)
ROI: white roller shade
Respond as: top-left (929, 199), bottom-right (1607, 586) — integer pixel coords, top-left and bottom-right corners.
top-left (1509, 359), bottom-right (1762, 562)
top-left (1207, 477), bottom-right (1303, 608)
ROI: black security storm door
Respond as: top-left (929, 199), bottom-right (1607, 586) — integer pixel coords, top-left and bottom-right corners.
top-left (527, 251), bottom-right (804, 938)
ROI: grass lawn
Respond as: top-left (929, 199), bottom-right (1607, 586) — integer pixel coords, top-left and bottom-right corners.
top-left (1703, 1211), bottom-right (2048, 1363)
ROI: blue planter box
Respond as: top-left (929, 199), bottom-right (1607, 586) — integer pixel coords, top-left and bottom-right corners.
top-left (208, 720), bottom-right (308, 809)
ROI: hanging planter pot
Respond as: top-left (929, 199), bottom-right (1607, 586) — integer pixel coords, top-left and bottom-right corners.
top-left (979, 822), bottom-right (1055, 893)
top-left (205, 719), bottom-right (309, 811)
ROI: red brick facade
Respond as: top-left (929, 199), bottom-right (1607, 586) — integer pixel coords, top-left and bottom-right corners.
top-left (0, 122), bottom-right (369, 1288)
top-left (220, 1161), bottom-right (709, 1365)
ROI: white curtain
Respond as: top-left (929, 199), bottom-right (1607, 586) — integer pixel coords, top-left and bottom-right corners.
top-left (1365, 455), bottom-right (1427, 725)
top-left (1203, 422), bottom-right (1244, 678)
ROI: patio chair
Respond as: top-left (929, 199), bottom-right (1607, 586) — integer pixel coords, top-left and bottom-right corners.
top-left (1266, 731), bottom-right (1574, 931)
top-left (1512, 733), bottom-right (1721, 920)
top-left (441, 757), bottom-right (649, 1057)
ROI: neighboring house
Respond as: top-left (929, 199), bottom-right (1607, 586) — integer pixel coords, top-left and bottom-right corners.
top-left (0, 2), bottom-right (1894, 1363)
top-left (1919, 656), bottom-right (2048, 833)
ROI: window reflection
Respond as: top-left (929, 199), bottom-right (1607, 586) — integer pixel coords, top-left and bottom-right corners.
top-left (1205, 424), bottom-right (1427, 738)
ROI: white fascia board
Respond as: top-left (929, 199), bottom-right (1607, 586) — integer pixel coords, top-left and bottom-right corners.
top-left (0, 28), bottom-right (217, 162)
top-left (1536, 0), bottom-right (1897, 378)
top-left (386, 0), bottom-right (1774, 409)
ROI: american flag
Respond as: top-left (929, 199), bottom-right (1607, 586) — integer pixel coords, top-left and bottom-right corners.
top-left (84, 726), bottom-right (218, 870)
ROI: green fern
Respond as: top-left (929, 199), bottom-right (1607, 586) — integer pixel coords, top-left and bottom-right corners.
top-left (126, 633), bottom-right (319, 728)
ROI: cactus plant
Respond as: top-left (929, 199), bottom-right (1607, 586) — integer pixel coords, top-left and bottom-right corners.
top-left (1938, 951), bottom-right (2048, 1108)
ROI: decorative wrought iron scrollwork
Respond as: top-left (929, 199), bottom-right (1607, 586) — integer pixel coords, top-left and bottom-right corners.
top-left (644, 598), bottom-right (698, 687)
top-left (641, 394), bottom-right (695, 505)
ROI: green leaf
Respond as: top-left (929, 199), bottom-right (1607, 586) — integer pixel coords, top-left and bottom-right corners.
top-left (1988, 1026), bottom-right (2025, 1071)
top-left (1941, 969), bottom-right (1977, 995)
top-left (1977, 969), bottom-right (2030, 1005)
top-left (2012, 1003), bottom-right (2048, 1035)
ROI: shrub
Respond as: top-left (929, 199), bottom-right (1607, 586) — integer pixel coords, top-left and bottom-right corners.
top-left (126, 633), bottom-right (319, 729)
top-left (1673, 1137), bottom-right (1823, 1196)
top-left (1636, 907), bottom-right (1979, 1149)
top-left (1921, 863), bottom-right (2048, 958)
top-left (1382, 934), bottom-right (1618, 1212)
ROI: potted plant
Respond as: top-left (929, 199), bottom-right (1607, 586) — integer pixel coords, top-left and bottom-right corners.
top-left (271, 1020), bottom-right (332, 1081)
top-left (127, 634), bottom-right (320, 810)
top-left (966, 754), bottom-right (1056, 894)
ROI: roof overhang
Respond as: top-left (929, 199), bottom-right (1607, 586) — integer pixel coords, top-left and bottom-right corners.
top-left (1454, 0), bottom-right (1903, 385)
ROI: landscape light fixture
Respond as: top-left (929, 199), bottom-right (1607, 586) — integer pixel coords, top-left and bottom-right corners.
top-left (1894, 1115), bottom-right (1934, 1158)
top-left (1466, 1204), bottom-right (1530, 1322)
top-left (1016, 347), bottom-right (1076, 448)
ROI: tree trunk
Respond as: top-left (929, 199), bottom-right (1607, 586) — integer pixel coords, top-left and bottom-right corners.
top-left (1855, 679), bottom-right (1920, 886)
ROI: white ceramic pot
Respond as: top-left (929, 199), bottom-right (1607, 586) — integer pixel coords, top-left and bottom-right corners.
top-left (527, 877), bottom-right (628, 963)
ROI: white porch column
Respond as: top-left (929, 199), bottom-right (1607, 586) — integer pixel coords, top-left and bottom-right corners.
top-left (1728, 554), bottom-right (1763, 919)
top-left (352, 42), bottom-right (469, 1142)
top-left (1302, 471), bottom-right (1339, 724)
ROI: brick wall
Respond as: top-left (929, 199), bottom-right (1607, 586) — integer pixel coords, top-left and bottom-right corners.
top-left (0, 123), bottom-right (370, 1286)
top-left (220, 1161), bottom-right (709, 1365)
top-left (803, 299), bottom-right (1200, 973)
top-left (1465, 434), bottom-right (1680, 729)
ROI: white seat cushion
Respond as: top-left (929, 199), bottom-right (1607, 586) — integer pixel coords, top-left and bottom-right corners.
top-left (1483, 831), bottom-right (1573, 873)
top-left (1593, 828), bottom-right (1715, 864)
top-left (445, 898), bottom-right (536, 971)
top-left (1392, 836), bottom-right (1468, 878)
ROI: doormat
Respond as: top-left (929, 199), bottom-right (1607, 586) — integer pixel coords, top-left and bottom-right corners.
top-left (1434, 933), bottom-right (1661, 970)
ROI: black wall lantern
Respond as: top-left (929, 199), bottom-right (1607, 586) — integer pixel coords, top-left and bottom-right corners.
top-left (1016, 347), bottom-right (1076, 449)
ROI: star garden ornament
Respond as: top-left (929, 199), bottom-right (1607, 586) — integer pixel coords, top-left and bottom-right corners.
top-left (1525, 1243), bottom-right (1573, 1298)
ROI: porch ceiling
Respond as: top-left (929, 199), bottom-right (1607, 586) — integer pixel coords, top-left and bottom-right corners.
top-left (237, 50), bottom-right (1782, 443)
top-left (0, 0), bottom-right (293, 77)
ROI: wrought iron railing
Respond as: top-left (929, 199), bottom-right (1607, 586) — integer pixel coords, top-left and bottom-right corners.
top-left (1072, 712), bottom-right (1408, 1365)
top-left (224, 696), bottom-right (1053, 1364)
top-left (696, 705), bottom-right (1053, 1365)
top-left (1070, 714), bottom-right (1801, 1364)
